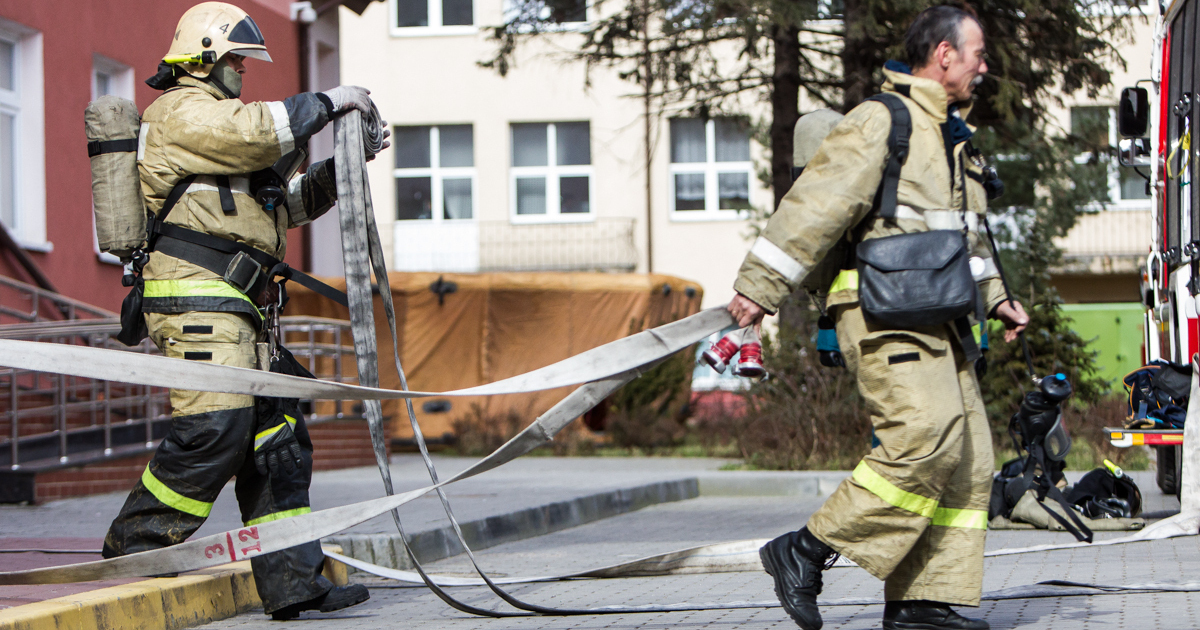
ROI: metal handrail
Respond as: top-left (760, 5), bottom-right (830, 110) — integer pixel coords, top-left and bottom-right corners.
top-left (0, 312), bottom-right (362, 472)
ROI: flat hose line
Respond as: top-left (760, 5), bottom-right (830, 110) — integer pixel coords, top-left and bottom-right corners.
top-left (1, 106), bottom-right (1198, 615)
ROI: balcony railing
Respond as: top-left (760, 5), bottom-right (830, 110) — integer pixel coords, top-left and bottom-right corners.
top-left (393, 218), bottom-right (639, 273)
top-left (479, 218), bottom-right (638, 272)
top-left (1053, 210), bottom-right (1151, 274)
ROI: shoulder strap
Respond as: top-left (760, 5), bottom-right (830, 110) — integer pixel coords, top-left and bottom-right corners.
top-left (863, 93), bottom-right (911, 220)
top-left (156, 174), bottom-right (198, 226)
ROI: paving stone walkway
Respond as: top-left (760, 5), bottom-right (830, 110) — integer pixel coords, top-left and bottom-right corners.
top-left (194, 468), bottom-right (1197, 630)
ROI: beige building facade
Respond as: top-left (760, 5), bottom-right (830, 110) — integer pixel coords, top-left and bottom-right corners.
top-left (329, 0), bottom-right (767, 309)
top-left (1049, 9), bottom-right (1156, 304)
top-left (326, 2), bottom-right (1157, 310)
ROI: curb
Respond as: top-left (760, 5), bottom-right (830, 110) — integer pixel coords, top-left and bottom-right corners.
top-left (696, 471), bottom-right (850, 497)
top-left (325, 477), bottom-right (699, 571)
top-left (0, 548), bottom-right (348, 630)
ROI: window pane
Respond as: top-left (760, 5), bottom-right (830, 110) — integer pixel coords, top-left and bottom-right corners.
top-left (442, 0), bottom-right (473, 25)
top-left (674, 173), bottom-right (705, 211)
top-left (556, 122), bottom-right (590, 165)
top-left (439, 125), bottom-right (474, 167)
top-left (397, 0), bottom-right (429, 26)
top-left (96, 72), bottom-right (111, 97)
top-left (670, 119), bottom-right (706, 163)
top-left (818, 0), bottom-right (844, 19)
top-left (0, 41), bottom-right (12, 92)
top-left (546, 0), bottom-right (586, 22)
top-left (718, 172), bottom-right (750, 209)
top-left (512, 123), bottom-right (548, 167)
top-left (394, 126), bottom-right (431, 169)
top-left (1, 113), bottom-right (14, 228)
top-left (560, 176), bottom-right (589, 213)
top-left (1120, 167), bottom-right (1150, 200)
top-left (516, 177), bottom-right (546, 214)
top-left (443, 178), bottom-right (473, 219)
top-left (1070, 106), bottom-right (1110, 147)
top-left (396, 177), bottom-right (432, 220)
top-left (715, 118), bottom-right (750, 162)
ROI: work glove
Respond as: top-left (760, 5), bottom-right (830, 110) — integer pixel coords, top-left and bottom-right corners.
top-left (322, 85), bottom-right (375, 117)
top-left (253, 409), bottom-right (304, 478)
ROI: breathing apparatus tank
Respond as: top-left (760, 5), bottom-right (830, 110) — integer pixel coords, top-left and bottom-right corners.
top-left (85, 96), bottom-right (144, 260)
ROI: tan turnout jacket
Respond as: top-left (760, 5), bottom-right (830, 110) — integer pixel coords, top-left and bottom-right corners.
top-left (734, 68), bottom-right (1006, 316)
top-left (137, 76), bottom-right (332, 322)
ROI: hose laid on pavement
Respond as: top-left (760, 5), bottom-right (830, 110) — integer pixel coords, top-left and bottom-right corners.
top-left (0, 103), bottom-right (1197, 618)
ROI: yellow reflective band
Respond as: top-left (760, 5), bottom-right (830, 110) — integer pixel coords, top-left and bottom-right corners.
top-left (254, 416), bottom-right (298, 450)
top-left (829, 269), bottom-right (858, 294)
top-left (143, 279), bottom-right (262, 319)
top-left (852, 461), bottom-right (937, 518)
top-left (254, 423), bottom-right (284, 449)
top-left (971, 323), bottom-right (982, 345)
top-left (141, 466), bottom-right (212, 518)
top-left (932, 506), bottom-right (989, 529)
top-left (246, 507), bottom-right (312, 526)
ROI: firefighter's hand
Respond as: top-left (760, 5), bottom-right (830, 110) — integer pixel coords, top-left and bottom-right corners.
top-left (728, 294), bottom-right (766, 328)
top-left (254, 422), bottom-right (304, 477)
top-left (995, 300), bottom-right (1029, 343)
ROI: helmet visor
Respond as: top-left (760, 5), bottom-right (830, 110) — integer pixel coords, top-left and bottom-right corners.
top-left (228, 16), bottom-right (266, 46)
top-left (1043, 413), bottom-right (1072, 462)
top-left (230, 48), bottom-right (272, 62)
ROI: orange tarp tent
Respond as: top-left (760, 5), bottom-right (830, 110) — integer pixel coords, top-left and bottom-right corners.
top-left (286, 272), bottom-right (704, 442)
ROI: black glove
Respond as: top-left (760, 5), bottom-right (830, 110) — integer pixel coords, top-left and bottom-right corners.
top-left (253, 408), bottom-right (303, 477)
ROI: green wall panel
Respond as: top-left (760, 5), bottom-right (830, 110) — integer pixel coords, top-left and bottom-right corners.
top-left (1061, 303), bottom-right (1145, 389)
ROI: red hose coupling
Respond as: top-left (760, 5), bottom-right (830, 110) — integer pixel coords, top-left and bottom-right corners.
top-left (734, 342), bottom-right (765, 378)
top-left (700, 334), bottom-right (741, 374)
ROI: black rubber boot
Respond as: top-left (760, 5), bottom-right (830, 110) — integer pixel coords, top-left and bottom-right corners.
top-left (270, 584), bottom-right (370, 621)
top-left (883, 600), bottom-right (989, 630)
top-left (759, 527), bottom-right (838, 630)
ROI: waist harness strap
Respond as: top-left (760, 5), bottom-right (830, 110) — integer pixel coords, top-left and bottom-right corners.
top-left (145, 176), bottom-right (348, 308)
top-left (154, 224), bottom-right (348, 307)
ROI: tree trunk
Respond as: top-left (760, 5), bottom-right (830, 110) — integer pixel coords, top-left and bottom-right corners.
top-left (770, 23), bottom-right (801, 210)
top-left (840, 0), bottom-right (874, 113)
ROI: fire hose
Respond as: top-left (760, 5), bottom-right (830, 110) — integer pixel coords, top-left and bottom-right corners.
top-left (1, 106), bottom-right (1199, 615)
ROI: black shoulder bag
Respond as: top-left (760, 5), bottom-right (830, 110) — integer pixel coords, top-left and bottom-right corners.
top-left (854, 94), bottom-right (983, 360)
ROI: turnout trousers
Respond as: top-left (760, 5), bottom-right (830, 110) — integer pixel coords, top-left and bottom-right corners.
top-left (102, 312), bottom-right (331, 614)
top-left (806, 305), bottom-right (993, 606)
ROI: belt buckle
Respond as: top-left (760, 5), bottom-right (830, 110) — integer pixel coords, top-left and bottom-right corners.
top-left (223, 251), bottom-right (262, 295)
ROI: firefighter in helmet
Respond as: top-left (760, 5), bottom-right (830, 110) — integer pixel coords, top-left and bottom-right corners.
top-left (102, 2), bottom-right (387, 620)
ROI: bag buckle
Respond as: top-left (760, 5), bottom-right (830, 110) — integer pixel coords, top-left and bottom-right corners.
top-left (223, 251), bottom-right (262, 295)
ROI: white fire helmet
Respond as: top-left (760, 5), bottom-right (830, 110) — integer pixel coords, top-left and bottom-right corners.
top-left (162, 2), bottom-right (272, 78)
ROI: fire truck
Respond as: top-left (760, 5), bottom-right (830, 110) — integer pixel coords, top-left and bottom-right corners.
top-left (1106, 0), bottom-right (1195, 496)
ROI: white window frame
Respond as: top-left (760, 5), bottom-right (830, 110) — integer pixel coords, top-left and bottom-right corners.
top-left (91, 53), bottom-right (134, 102)
top-left (668, 118), bottom-right (754, 222)
top-left (0, 19), bottom-right (47, 251)
top-left (501, 0), bottom-right (590, 33)
top-left (393, 125), bottom-right (477, 223)
top-left (388, 0), bottom-right (477, 37)
top-left (509, 122), bottom-right (594, 224)
top-left (91, 54), bottom-right (136, 264)
top-left (1083, 0), bottom-right (1151, 18)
